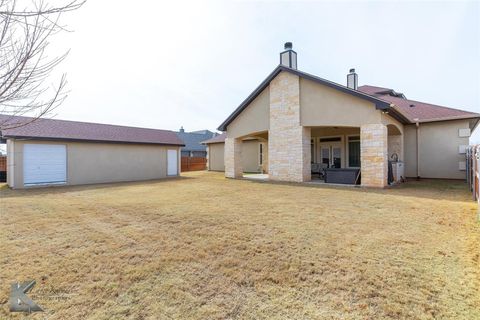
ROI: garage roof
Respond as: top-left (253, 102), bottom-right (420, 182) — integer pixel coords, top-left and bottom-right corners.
top-left (0, 115), bottom-right (185, 146)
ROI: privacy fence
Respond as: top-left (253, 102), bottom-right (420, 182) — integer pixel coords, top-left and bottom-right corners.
top-left (0, 156), bottom-right (6, 182)
top-left (181, 156), bottom-right (206, 172)
top-left (466, 146), bottom-right (480, 212)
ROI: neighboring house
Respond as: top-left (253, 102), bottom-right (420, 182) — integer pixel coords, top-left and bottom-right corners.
top-left (0, 115), bottom-right (184, 189)
top-left (206, 42), bottom-right (480, 187)
top-left (176, 127), bottom-right (214, 157)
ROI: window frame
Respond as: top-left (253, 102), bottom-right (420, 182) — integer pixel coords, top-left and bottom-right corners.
top-left (346, 134), bottom-right (361, 168)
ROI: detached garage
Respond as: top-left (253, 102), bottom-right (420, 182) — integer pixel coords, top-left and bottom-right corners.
top-left (0, 115), bottom-right (184, 189)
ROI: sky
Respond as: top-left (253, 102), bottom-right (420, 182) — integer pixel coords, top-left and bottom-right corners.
top-left (38, 0), bottom-right (480, 141)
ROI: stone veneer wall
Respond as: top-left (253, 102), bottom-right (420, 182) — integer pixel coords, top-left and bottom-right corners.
top-left (224, 137), bottom-right (243, 178)
top-left (268, 71), bottom-right (311, 182)
top-left (361, 124), bottom-right (388, 187)
top-left (388, 134), bottom-right (403, 160)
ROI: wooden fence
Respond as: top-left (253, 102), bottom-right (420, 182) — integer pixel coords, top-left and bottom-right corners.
top-left (181, 156), bottom-right (206, 172)
top-left (0, 156), bottom-right (6, 182)
top-left (0, 156), bottom-right (6, 172)
top-left (466, 146), bottom-right (480, 221)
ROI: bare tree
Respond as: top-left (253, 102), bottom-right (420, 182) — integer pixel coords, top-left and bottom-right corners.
top-left (0, 0), bottom-right (85, 130)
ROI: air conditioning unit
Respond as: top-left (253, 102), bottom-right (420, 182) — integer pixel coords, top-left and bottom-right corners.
top-left (391, 162), bottom-right (404, 182)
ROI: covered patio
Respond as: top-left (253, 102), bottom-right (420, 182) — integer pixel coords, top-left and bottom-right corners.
top-left (308, 124), bottom-right (403, 185)
top-left (229, 123), bottom-right (404, 186)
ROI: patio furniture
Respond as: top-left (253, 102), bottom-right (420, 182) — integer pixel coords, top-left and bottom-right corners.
top-left (324, 168), bottom-right (360, 184)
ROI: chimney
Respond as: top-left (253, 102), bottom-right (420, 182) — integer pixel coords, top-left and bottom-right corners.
top-left (347, 68), bottom-right (358, 90)
top-left (280, 42), bottom-right (297, 69)
top-left (179, 126), bottom-right (185, 133)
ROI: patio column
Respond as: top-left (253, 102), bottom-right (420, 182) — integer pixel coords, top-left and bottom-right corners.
top-left (268, 71), bottom-right (311, 182)
top-left (224, 137), bottom-right (243, 178)
top-left (361, 124), bottom-right (388, 187)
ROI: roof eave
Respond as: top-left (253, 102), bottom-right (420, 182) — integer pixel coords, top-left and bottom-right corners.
top-left (384, 107), bottom-right (411, 124)
top-left (218, 66), bottom-right (284, 131)
top-left (416, 115), bottom-right (480, 124)
top-left (202, 140), bottom-right (225, 145)
top-left (1, 135), bottom-right (185, 147)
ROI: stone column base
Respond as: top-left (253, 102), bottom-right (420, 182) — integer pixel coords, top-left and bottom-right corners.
top-left (224, 137), bottom-right (242, 178)
top-left (361, 124), bottom-right (388, 188)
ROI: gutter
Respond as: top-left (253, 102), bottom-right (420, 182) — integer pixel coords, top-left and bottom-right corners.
top-left (415, 120), bottom-right (420, 180)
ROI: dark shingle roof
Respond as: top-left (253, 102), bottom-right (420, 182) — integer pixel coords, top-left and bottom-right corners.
top-left (358, 85), bottom-right (480, 123)
top-left (202, 133), bottom-right (226, 144)
top-left (0, 115), bottom-right (184, 146)
top-left (176, 130), bottom-right (214, 151)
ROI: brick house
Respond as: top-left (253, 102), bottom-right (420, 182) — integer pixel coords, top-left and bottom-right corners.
top-left (204, 43), bottom-right (480, 187)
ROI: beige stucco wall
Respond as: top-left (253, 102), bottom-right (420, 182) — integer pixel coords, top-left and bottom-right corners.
top-left (404, 125), bottom-right (418, 177)
top-left (208, 140), bottom-right (263, 173)
top-left (207, 143), bottom-right (225, 171)
top-left (382, 113), bottom-right (404, 135)
top-left (260, 141), bottom-right (268, 173)
top-left (403, 119), bottom-right (470, 179)
top-left (242, 140), bottom-right (260, 173)
top-left (227, 87), bottom-right (270, 139)
top-left (8, 139), bottom-right (180, 189)
top-left (300, 78), bottom-right (381, 127)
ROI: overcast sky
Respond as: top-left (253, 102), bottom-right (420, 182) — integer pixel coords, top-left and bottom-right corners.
top-left (49, 0), bottom-right (479, 141)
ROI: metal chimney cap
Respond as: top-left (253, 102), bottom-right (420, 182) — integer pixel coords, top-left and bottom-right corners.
top-left (284, 42), bottom-right (293, 50)
top-left (349, 68), bottom-right (355, 73)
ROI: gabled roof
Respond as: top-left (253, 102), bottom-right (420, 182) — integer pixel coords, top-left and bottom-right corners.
top-left (0, 115), bottom-right (185, 146)
top-left (358, 86), bottom-right (480, 123)
top-left (202, 132), bottom-right (226, 144)
top-left (218, 65), bottom-right (394, 131)
top-left (176, 130), bottom-right (214, 151)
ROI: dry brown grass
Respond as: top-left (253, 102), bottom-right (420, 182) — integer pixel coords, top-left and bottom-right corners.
top-left (0, 171), bottom-right (479, 319)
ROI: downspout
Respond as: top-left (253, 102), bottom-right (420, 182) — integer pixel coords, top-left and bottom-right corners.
top-left (415, 120), bottom-right (420, 180)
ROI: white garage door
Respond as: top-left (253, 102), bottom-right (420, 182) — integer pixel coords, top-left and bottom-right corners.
top-left (167, 149), bottom-right (178, 176)
top-left (24, 144), bottom-right (66, 185)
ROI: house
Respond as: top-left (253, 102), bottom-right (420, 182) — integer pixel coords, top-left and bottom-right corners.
top-left (176, 127), bottom-right (214, 157)
top-left (205, 42), bottom-right (480, 187)
top-left (0, 115), bottom-right (184, 188)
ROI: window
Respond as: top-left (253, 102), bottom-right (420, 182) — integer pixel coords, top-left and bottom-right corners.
top-left (259, 143), bottom-right (263, 165)
top-left (348, 136), bottom-right (360, 167)
top-left (311, 139), bottom-right (315, 163)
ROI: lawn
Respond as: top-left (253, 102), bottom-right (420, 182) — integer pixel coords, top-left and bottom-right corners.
top-left (0, 171), bottom-right (479, 319)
